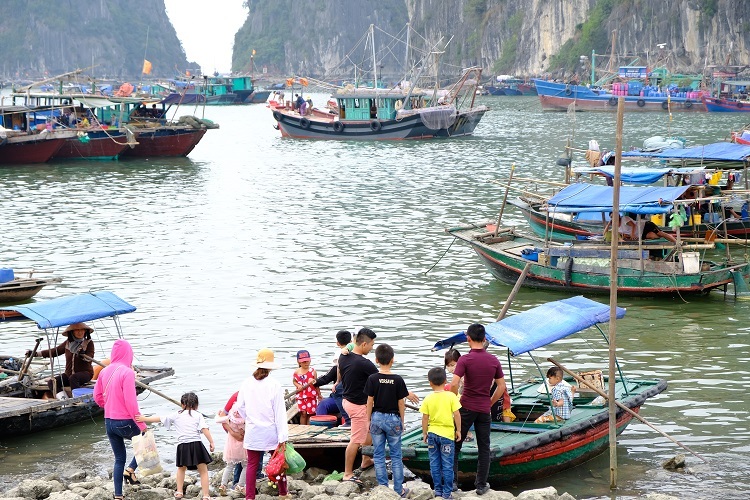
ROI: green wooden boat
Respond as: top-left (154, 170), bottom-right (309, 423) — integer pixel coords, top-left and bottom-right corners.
top-left (364, 297), bottom-right (667, 486)
top-left (448, 224), bottom-right (748, 296)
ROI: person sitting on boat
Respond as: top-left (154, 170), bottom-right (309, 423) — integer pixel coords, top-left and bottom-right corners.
top-left (78, 115), bottom-right (90, 128)
top-left (534, 366), bottom-right (576, 423)
top-left (604, 213), bottom-right (677, 243)
top-left (32, 322), bottom-right (95, 398)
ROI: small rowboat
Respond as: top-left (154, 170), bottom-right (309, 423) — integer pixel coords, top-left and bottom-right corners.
top-left (0, 272), bottom-right (62, 304)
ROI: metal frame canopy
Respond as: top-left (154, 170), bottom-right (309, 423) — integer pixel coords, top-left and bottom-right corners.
top-left (431, 296), bottom-right (625, 356)
top-left (0, 291), bottom-right (135, 329)
top-left (545, 183), bottom-right (690, 215)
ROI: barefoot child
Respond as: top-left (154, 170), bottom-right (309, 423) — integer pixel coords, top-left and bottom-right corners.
top-left (364, 343), bottom-right (410, 498)
top-left (420, 367), bottom-right (461, 500)
top-left (293, 350), bottom-right (321, 425)
top-left (136, 392), bottom-right (215, 499)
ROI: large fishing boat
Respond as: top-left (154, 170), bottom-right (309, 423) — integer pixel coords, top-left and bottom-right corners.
top-left (0, 291), bottom-right (174, 437)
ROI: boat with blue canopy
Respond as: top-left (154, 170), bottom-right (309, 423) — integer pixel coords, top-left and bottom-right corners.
top-left (448, 182), bottom-right (750, 296)
top-left (0, 291), bottom-right (174, 437)
top-left (365, 296), bottom-right (666, 485)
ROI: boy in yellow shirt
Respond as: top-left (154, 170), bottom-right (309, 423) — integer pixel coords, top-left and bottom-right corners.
top-left (420, 367), bottom-right (462, 499)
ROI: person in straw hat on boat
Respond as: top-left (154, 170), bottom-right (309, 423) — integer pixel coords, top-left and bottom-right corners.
top-left (33, 322), bottom-right (95, 398)
top-left (235, 348), bottom-right (289, 500)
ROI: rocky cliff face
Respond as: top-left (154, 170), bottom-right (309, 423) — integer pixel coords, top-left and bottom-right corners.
top-left (234, 0), bottom-right (750, 79)
top-left (0, 0), bottom-right (189, 79)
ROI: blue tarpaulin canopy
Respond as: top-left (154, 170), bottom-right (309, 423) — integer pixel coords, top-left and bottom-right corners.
top-left (546, 183), bottom-right (690, 214)
top-left (622, 142), bottom-right (750, 162)
top-left (0, 291), bottom-right (135, 330)
top-left (576, 166), bottom-right (704, 184)
top-left (431, 296), bottom-right (625, 356)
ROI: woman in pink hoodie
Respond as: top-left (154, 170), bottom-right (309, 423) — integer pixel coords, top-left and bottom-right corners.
top-left (93, 339), bottom-right (146, 500)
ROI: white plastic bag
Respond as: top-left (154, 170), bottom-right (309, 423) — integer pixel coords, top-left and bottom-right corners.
top-left (132, 429), bottom-right (163, 476)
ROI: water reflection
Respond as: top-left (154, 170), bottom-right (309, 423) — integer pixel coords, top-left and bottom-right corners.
top-left (1, 97), bottom-right (749, 496)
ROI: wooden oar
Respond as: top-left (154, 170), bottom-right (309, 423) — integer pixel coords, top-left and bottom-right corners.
top-left (285, 382), bottom-right (315, 401)
top-left (548, 357), bottom-right (708, 463)
top-left (83, 355), bottom-right (214, 419)
top-left (18, 337), bottom-right (42, 382)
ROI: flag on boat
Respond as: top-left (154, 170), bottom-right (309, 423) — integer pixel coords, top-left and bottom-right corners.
top-left (142, 59), bottom-right (152, 75)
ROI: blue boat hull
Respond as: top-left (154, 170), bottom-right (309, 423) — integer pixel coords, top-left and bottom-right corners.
top-left (703, 97), bottom-right (750, 112)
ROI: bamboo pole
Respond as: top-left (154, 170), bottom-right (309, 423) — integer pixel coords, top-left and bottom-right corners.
top-left (608, 96), bottom-right (625, 489)
top-left (489, 177), bottom-right (570, 188)
top-left (497, 262), bottom-right (532, 322)
top-left (83, 355), bottom-right (214, 419)
top-left (493, 164), bottom-right (516, 236)
top-left (548, 358), bottom-right (708, 463)
top-left (18, 337), bottom-right (42, 382)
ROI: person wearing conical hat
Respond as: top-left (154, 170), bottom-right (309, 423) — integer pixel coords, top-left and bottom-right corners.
top-left (35, 322), bottom-right (95, 398)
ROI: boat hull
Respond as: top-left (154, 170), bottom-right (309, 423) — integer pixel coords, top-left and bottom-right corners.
top-left (449, 226), bottom-right (746, 296)
top-left (121, 128), bottom-right (206, 157)
top-left (0, 137), bottom-right (66, 164)
top-left (273, 108), bottom-right (487, 140)
top-left (53, 131), bottom-right (129, 160)
top-left (703, 96), bottom-right (750, 112)
top-left (0, 277), bottom-right (62, 304)
top-left (534, 79), bottom-right (705, 112)
top-left (390, 377), bottom-right (667, 486)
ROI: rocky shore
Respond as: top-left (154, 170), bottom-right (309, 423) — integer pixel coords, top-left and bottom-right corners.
top-left (0, 455), bottom-right (682, 500)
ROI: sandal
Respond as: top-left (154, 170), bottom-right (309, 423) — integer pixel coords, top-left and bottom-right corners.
top-left (173, 492), bottom-right (183, 499)
top-left (234, 486), bottom-right (245, 495)
top-left (123, 468), bottom-right (141, 485)
top-left (343, 476), bottom-right (364, 487)
top-left (218, 485), bottom-right (226, 496)
top-left (353, 462), bottom-right (374, 476)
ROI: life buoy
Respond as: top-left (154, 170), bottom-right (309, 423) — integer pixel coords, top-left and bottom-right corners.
top-left (300, 117), bottom-right (310, 129)
top-left (565, 87), bottom-right (572, 96)
top-left (608, 97), bottom-right (617, 106)
top-left (272, 110), bottom-right (282, 121)
top-left (333, 121), bottom-right (344, 133)
top-left (369, 120), bottom-right (381, 132)
top-left (661, 101), bottom-right (669, 110)
top-left (684, 100), bottom-right (693, 109)
top-left (737, 102), bottom-right (744, 109)
top-left (395, 100), bottom-right (403, 110)
top-left (636, 99), bottom-right (646, 107)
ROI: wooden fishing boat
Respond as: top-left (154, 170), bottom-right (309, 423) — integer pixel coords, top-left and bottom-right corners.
top-left (272, 67), bottom-right (487, 141)
top-left (0, 270), bottom-right (62, 304)
top-left (534, 79), bottom-right (705, 112)
top-left (385, 297), bottom-right (667, 486)
top-left (0, 106), bottom-right (78, 164)
top-left (0, 291), bottom-right (174, 437)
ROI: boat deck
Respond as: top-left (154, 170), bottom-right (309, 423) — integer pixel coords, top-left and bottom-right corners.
top-left (288, 423), bottom-right (351, 471)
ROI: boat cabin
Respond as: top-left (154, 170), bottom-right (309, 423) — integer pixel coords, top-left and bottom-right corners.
top-left (330, 88), bottom-right (429, 121)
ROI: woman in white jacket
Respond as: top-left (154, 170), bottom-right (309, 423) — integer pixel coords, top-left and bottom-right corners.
top-left (236, 348), bottom-right (289, 500)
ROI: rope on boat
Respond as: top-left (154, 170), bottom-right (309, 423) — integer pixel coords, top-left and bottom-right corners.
top-left (423, 237), bottom-right (455, 275)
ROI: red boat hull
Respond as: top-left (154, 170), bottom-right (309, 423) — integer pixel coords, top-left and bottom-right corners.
top-left (0, 137), bottom-right (66, 164)
top-left (121, 128), bottom-right (207, 157)
top-left (53, 136), bottom-right (129, 160)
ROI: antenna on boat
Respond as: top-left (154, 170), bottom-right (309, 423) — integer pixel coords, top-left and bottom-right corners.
top-left (370, 24), bottom-right (378, 90)
top-left (139, 25), bottom-right (150, 90)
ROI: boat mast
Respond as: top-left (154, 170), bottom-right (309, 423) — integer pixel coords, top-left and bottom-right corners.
top-left (371, 24), bottom-right (378, 90)
top-left (405, 22), bottom-right (410, 70)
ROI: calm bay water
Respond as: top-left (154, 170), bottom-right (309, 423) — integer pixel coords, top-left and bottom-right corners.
top-left (1, 96), bottom-right (749, 499)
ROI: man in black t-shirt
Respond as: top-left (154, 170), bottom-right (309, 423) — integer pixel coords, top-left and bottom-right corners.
top-left (338, 328), bottom-right (377, 483)
top-left (364, 343), bottom-right (409, 497)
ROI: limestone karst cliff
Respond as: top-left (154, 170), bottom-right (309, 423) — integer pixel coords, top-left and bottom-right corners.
top-left (234, 0), bottom-right (750, 79)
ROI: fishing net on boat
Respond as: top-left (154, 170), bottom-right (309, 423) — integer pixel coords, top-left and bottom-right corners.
top-left (416, 105), bottom-right (458, 130)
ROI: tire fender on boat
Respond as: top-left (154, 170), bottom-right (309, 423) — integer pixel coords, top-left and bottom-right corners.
top-left (565, 86), bottom-right (572, 96)
top-left (636, 99), bottom-right (646, 107)
top-left (300, 117), bottom-right (310, 129)
top-left (608, 97), bottom-right (617, 106)
top-left (369, 120), bottom-right (381, 132)
top-left (564, 257), bottom-right (573, 286)
top-left (333, 121), bottom-right (344, 133)
top-left (684, 100), bottom-right (693, 109)
top-left (661, 101), bottom-right (669, 110)
top-left (737, 102), bottom-right (744, 109)
top-left (272, 110), bottom-right (283, 122)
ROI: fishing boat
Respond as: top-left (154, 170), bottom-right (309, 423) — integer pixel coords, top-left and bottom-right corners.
top-left (449, 182), bottom-right (750, 296)
top-left (732, 128), bottom-right (750, 145)
top-left (534, 79), bottom-right (705, 112)
top-left (0, 269), bottom-right (62, 304)
top-left (702, 80), bottom-right (750, 112)
top-left (0, 291), bottom-right (174, 437)
top-left (273, 67), bottom-right (487, 140)
top-left (0, 106), bottom-right (78, 164)
top-left (372, 296), bottom-right (667, 485)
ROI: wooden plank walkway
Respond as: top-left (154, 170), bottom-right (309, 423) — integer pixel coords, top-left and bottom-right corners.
top-left (0, 396), bottom-right (68, 417)
top-left (288, 424), bottom-right (350, 448)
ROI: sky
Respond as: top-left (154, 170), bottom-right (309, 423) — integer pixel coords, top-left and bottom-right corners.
top-left (164, 0), bottom-right (248, 74)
